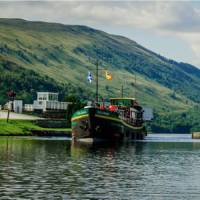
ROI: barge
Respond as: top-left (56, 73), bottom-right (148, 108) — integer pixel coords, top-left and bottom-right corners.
top-left (71, 98), bottom-right (147, 142)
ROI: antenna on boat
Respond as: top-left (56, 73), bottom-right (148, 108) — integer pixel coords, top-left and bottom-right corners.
top-left (121, 85), bottom-right (124, 98)
top-left (95, 60), bottom-right (99, 103)
top-left (119, 71), bottom-right (137, 99)
top-left (134, 73), bottom-right (137, 99)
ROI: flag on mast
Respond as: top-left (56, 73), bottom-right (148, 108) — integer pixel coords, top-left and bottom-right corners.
top-left (105, 71), bottom-right (112, 80)
top-left (87, 71), bottom-right (93, 83)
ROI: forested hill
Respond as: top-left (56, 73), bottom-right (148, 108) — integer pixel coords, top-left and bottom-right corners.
top-left (1, 18), bottom-right (200, 132)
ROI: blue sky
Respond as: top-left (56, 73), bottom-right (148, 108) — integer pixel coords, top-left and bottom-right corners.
top-left (0, 1), bottom-right (199, 67)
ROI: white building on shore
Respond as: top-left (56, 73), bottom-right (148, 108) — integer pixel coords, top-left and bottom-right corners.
top-left (33, 92), bottom-right (71, 112)
top-left (13, 100), bottom-right (23, 113)
top-left (24, 104), bottom-right (34, 112)
top-left (5, 100), bottom-right (23, 113)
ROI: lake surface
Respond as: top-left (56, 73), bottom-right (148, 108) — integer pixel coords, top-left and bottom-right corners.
top-left (1, 134), bottom-right (200, 199)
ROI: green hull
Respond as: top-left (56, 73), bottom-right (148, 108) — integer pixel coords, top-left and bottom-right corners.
top-left (71, 107), bottom-right (146, 141)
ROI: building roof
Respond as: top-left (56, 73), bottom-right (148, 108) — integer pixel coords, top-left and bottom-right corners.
top-left (37, 92), bottom-right (58, 94)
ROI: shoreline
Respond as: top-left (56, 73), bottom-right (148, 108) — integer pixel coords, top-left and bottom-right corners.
top-left (0, 131), bottom-right (72, 137)
top-left (0, 119), bottom-right (71, 137)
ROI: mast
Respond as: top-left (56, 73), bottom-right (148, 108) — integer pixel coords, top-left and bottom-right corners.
top-left (134, 73), bottom-right (137, 99)
top-left (121, 84), bottom-right (124, 98)
top-left (96, 60), bottom-right (99, 103)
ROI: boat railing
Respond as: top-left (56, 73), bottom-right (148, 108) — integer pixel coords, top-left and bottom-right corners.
top-left (120, 114), bottom-right (143, 125)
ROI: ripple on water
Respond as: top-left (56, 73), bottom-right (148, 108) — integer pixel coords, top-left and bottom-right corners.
top-left (0, 135), bottom-right (200, 199)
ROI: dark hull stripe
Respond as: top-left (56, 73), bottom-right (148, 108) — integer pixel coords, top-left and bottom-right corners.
top-left (71, 114), bottom-right (143, 130)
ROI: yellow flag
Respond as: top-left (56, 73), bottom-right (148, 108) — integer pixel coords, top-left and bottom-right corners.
top-left (105, 71), bottom-right (112, 80)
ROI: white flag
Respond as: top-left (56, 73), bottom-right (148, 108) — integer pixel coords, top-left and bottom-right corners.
top-left (87, 71), bottom-right (93, 83)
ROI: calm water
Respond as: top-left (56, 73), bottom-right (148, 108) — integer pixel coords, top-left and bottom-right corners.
top-left (1, 134), bottom-right (200, 199)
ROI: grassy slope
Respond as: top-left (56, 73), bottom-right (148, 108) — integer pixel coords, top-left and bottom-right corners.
top-left (0, 119), bottom-right (71, 135)
top-left (1, 19), bottom-right (200, 132)
top-left (0, 19), bottom-right (194, 108)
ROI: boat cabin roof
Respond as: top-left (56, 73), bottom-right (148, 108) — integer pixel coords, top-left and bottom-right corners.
top-left (110, 98), bottom-right (136, 101)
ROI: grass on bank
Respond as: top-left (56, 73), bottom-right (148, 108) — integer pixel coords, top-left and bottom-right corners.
top-left (0, 119), bottom-right (71, 135)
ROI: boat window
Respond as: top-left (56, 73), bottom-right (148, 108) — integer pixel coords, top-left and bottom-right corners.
top-left (111, 99), bottom-right (133, 107)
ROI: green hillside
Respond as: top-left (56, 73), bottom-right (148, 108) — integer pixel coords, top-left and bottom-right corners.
top-left (1, 18), bottom-right (200, 132)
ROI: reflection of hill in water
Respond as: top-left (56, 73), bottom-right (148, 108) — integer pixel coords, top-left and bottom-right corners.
top-left (0, 137), bottom-right (71, 161)
top-left (143, 140), bottom-right (200, 151)
top-left (1, 137), bottom-right (200, 161)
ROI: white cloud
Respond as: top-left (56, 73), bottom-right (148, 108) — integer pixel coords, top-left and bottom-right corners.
top-left (0, 2), bottom-right (189, 29)
top-left (0, 2), bottom-right (198, 31)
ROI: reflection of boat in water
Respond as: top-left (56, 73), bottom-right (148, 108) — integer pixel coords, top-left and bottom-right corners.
top-left (71, 98), bottom-right (147, 142)
top-left (70, 138), bottom-right (123, 158)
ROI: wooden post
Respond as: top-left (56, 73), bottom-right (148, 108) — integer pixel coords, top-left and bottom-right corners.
top-left (6, 90), bottom-right (16, 123)
top-left (6, 109), bottom-right (10, 123)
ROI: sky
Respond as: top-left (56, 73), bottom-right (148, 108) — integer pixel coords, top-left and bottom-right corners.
top-left (0, 1), bottom-right (200, 67)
